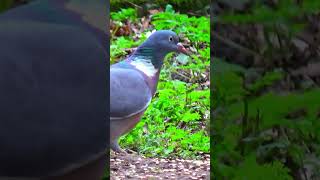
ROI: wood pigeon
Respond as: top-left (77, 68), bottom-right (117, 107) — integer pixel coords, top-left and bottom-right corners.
top-left (0, 0), bottom-right (108, 179)
top-left (110, 30), bottom-right (188, 153)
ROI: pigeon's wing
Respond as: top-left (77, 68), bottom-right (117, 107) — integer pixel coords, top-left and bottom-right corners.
top-left (110, 68), bottom-right (152, 119)
top-left (0, 20), bottom-right (108, 178)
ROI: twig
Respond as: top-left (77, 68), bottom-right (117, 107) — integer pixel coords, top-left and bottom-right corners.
top-left (212, 30), bottom-right (263, 58)
top-left (187, 12), bottom-right (203, 17)
top-left (124, 0), bottom-right (143, 10)
top-left (172, 69), bottom-right (192, 81)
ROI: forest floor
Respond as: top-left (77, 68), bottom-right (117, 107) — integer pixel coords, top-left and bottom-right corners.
top-left (110, 152), bottom-right (210, 180)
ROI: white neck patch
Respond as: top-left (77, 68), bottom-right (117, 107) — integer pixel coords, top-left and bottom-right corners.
top-left (130, 57), bottom-right (158, 77)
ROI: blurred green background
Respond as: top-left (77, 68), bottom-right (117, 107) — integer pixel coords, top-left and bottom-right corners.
top-left (212, 0), bottom-right (320, 179)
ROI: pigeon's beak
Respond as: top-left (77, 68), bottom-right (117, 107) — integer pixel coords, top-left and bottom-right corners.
top-left (177, 43), bottom-right (189, 55)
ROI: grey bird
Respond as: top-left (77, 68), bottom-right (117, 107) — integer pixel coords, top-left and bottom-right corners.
top-left (110, 30), bottom-right (188, 153)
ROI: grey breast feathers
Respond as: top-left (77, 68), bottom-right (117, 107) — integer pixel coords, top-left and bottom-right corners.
top-left (110, 68), bottom-right (152, 120)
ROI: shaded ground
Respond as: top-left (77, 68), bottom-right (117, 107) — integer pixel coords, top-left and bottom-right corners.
top-left (110, 152), bottom-right (210, 180)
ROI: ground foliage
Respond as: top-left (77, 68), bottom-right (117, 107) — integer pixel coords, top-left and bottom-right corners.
top-left (213, 0), bottom-right (320, 179)
top-left (110, 4), bottom-right (210, 159)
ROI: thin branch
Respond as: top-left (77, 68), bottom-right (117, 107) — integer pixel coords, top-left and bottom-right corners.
top-left (124, 0), bottom-right (143, 10)
top-left (212, 30), bottom-right (263, 58)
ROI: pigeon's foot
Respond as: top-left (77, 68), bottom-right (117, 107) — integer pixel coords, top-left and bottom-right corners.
top-left (126, 149), bottom-right (137, 154)
top-left (111, 140), bottom-right (127, 155)
top-left (110, 140), bottom-right (138, 155)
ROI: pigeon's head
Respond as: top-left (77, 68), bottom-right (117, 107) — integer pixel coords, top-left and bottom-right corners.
top-left (141, 30), bottom-right (189, 56)
top-left (131, 30), bottom-right (189, 69)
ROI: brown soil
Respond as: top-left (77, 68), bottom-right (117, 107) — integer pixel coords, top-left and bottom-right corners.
top-left (110, 152), bottom-right (210, 180)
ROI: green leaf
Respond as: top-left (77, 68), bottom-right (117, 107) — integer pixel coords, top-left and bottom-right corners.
top-left (176, 54), bottom-right (190, 65)
top-left (165, 4), bottom-right (175, 14)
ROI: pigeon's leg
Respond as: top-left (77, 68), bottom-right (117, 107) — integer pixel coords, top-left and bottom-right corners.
top-left (110, 113), bottom-right (143, 154)
top-left (110, 139), bottom-right (126, 154)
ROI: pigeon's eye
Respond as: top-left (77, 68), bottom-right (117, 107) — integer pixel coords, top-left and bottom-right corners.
top-left (169, 36), bottom-right (173, 42)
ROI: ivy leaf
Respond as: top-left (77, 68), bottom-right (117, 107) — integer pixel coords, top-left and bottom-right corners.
top-left (176, 54), bottom-right (190, 65)
top-left (165, 4), bottom-right (175, 14)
